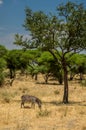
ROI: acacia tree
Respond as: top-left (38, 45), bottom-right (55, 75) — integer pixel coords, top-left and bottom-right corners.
top-left (20, 50), bottom-right (41, 78)
top-left (37, 51), bottom-right (63, 84)
top-left (14, 2), bottom-right (86, 103)
top-left (6, 50), bottom-right (22, 79)
top-left (69, 54), bottom-right (86, 80)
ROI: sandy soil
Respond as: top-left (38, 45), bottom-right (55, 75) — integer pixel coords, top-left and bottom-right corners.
top-left (0, 75), bottom-right (86, 130)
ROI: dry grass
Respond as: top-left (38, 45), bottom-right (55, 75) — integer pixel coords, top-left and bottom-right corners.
top-left (0, 74), bottom-right (86, 130)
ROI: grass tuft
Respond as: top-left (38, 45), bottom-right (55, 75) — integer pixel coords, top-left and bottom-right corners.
top-left (37, 109), bottom-right (51, 117)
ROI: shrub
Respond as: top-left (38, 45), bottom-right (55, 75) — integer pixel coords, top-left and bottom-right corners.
top-left (37, 109), bottom-right (51, 117)
top-left (54, 90), bottom-right (60, 95)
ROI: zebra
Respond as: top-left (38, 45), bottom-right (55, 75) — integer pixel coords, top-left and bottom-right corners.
top-left (21, 94), bottom-right (42, 109)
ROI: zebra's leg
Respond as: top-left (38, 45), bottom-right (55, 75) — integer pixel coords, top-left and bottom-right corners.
top-left (31, 102), bottom-right (35, 109)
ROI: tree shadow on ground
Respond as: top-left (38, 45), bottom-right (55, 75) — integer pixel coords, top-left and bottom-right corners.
top-left (43, 100), bottom-right (86, 106)
top-left (36, 81), bottom-right (63, 86)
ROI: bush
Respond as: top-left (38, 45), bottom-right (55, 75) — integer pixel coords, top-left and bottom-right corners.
top-left (37, 109), bottom-right (51, 117)
top-left (54, 90), bottom-right (60, 95)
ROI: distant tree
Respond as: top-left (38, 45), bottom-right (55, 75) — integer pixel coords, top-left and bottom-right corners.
top-left (14, 2), bottom-right (86, 103)
top-left (6, 50), bottom-right (22, 78)
top-left (20, 50), bottom-right (36, 75)
top-left (38, 51), bottom-right (63, 84)
top-left (69, 54), bottom-right (86, 80)
top-left (19, 49), bottom-right (41, 79)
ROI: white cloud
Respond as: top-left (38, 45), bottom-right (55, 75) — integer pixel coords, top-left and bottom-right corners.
top-left (0, 33), bottom-right (19, 49)
top-left (0, 0), bottom-right (3, 4)
top-left (0, 33), bottom-right (31, 50)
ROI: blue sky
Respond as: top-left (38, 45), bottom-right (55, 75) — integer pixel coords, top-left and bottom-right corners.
top-left (0, 0), bottom-right (86, 49)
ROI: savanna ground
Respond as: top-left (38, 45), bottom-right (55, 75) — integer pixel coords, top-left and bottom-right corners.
top-left (0, 74), bottom-right (86, 130)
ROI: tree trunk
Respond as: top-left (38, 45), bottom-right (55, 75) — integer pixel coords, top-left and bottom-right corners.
top-left (80, 73), bottom-right (83, 80)
top-left (44, 74), bottom-right (49, 84)
top-left (62, 60), bottom-right (69, 104)
top-left (10, 69), bottom-right (15, 79)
